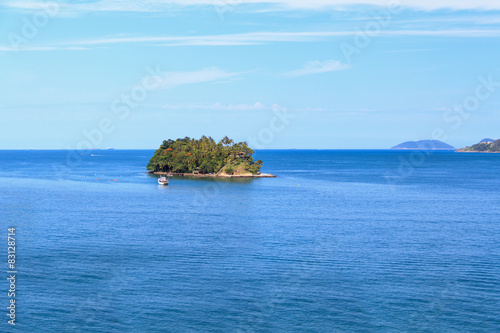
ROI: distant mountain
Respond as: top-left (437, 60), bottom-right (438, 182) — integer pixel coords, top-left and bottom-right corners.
top-left (456, 139), bottom-right (500, 153)
top-left (391, 140), bottom-right (455, 150)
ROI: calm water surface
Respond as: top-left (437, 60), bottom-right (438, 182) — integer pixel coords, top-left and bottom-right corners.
top-left (0, 150), bottom-right (499, 332)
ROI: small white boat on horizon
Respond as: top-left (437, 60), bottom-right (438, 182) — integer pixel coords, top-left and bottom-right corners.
top-left (158, 176), bottom-right (169, 186)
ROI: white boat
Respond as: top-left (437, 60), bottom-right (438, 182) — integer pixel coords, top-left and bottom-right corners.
top-left (158, 176), bottom-right (169, 186)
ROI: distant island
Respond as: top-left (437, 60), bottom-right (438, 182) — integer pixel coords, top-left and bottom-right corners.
top-left (147, 136), bottom-right (276, 178)
top-left (456, 139), bottom-right (500, 153)
top-left (479, 138), bottom-right (495, 143)
top-left (391, 140), bottom-right (455, 150)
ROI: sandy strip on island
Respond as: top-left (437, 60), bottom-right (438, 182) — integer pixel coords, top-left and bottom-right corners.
top-left (149, 171), bottom-right (276, 178)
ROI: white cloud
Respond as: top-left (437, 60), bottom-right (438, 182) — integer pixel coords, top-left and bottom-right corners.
top-left (62, 29), bottom-right (500, 47)
top-left (281, 0), bottom-right (500, 11)
top-left (2, 0), bottom-right (154, 14)
top-left (3, 29), bottom-right (500, 52)
top-left (73, 32), bottom-right (346, 46)
top-left (4, 0), bottom-right (500, 13)
top-left (154, 67), bottom-right (239, 89)
top-left (61, 29), bottom-right (500, 46)
top-left (161, 102), bottom-right (287, 111)
top-left (0, 46), bottom-right (90, 51)
top-left (286, 60), bottom-right (350, 77)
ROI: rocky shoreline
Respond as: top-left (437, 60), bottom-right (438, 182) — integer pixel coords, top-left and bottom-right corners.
top-left (149, 171), bottom-right (276, 178)
top-left (455, 149), bottom-right (500, 153)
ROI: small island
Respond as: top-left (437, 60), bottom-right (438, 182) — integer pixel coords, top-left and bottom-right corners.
top-left (456, 139), bottom-right (500, 153)
top-left (391, 140), bottom-right (455, 150)
top-left (147, 136), bottom-right (276, 178)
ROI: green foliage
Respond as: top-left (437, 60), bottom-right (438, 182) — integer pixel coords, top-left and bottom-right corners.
top-left (147, 136), bottom-right (263, 174)
top-left (464, 139), bottom-right (500, 152)
top-left (247, 159), bottom-right (263, 175)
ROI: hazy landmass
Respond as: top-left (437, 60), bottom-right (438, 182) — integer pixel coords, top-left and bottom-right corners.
top-left (391, 140), bottom-right (455, 150)
top-left (479, 138), bottom-right (495, 143)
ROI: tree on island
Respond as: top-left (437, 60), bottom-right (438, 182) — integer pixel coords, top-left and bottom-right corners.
top-left (147, 136), bottom-right (263, 175)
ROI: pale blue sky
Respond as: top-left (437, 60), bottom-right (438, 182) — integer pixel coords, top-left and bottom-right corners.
top-left (1, 0), bottom-right (500, 149)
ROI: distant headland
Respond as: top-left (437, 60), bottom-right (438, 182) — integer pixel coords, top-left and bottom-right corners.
top-left (391, 140), bottom-right (455, 150)
top-left (147, 136), bottom-right (276, 178)
top-left (456, 139), bottom-right (500, 153)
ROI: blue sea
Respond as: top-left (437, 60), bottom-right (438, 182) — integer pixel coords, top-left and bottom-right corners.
top-left (0, 149), bottom-right (499, 332)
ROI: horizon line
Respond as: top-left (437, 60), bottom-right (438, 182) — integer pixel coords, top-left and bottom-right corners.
top-left (0, 148), bottom-right (459, 151)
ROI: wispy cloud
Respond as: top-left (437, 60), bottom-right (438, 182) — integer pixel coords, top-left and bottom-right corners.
top-left (52, 30), bottom-right (500, 47)
top-left (286, 60), bottom-right (350, 77)
top-left (0, 46), bottom-right (90, 52)
top-left (154, 67), bottom-right (240, 89)
top-left (2, 0), bottom-right (155, 14)
top-left (161, 102), bottom-right (286, 111)
top-left (72, 32), bottom-right (348, 46)
top-left (27, 29), bottom-right (500, 49)
top-left (3, 29), bottom-right (500, 52)
top-left (4, 0), bottom-right (500, 13)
